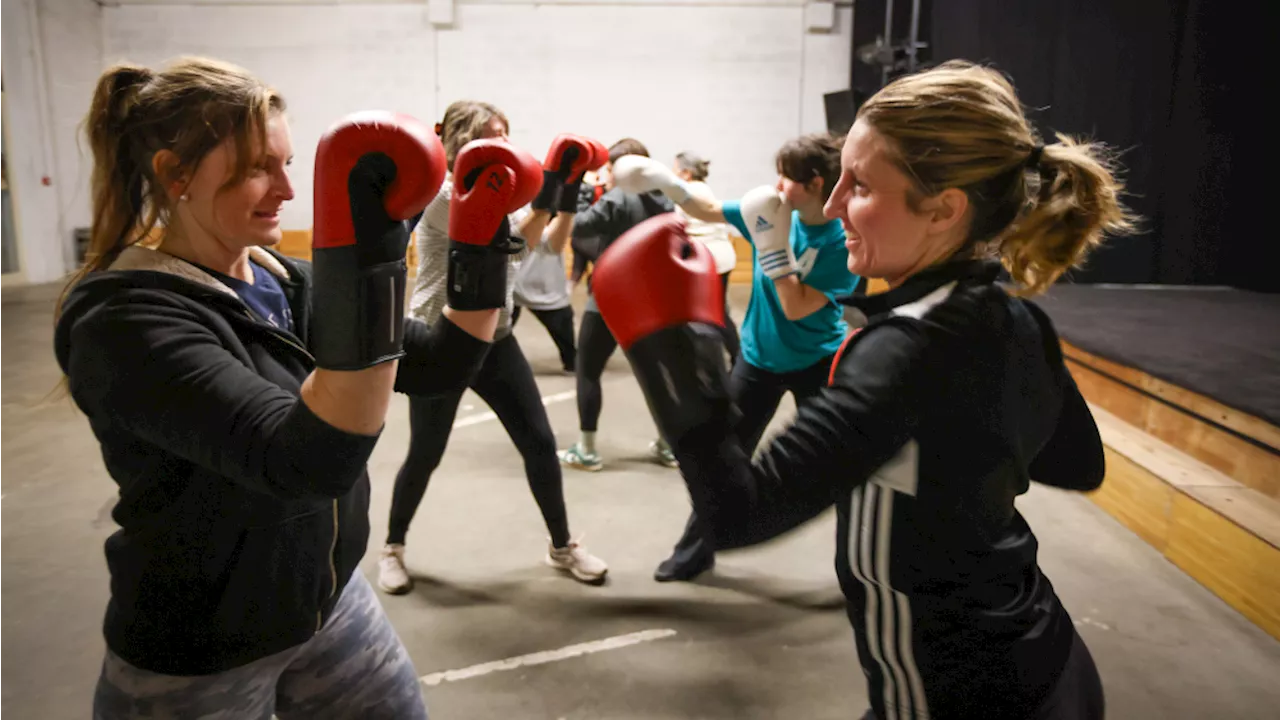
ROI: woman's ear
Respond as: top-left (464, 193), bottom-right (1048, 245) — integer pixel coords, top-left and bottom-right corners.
top-left (151, 149), bottom-right (188, 200)
top-left (805, 175), bottom-right (825, 199)
top-left (924, 187), bottom-right (969, 234)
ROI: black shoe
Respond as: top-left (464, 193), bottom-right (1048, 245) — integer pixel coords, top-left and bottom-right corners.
top-left (653, 552), bottom-right (715, 583)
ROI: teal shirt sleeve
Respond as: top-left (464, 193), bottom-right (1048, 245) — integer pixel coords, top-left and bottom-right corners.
top-left (721, 201), bottom-right (751, 242)
top-left (804, 243), bottom-right (860, 300)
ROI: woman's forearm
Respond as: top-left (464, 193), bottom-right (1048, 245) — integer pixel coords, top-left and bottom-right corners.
top-left (302, 364), bottom-right (398, 436)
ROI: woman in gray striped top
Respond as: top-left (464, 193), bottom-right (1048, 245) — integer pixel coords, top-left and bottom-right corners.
top-left (378, 101), bottom-right (608, 594)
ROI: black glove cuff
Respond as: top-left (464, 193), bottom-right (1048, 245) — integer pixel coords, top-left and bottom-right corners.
top-left (623, 322), bottom-right (732, 445)
top-left (531, 170), bottom-right (563, 213)
top-left (447, 242), bottom-right (510, 311)
top-left (556, 180), bottom-right (583, 213)
top-left (311, 247), bottom-right (408, 370)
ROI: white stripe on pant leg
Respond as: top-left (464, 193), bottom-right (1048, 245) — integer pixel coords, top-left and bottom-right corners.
top-left (874, 489), bottom-right (911, 719)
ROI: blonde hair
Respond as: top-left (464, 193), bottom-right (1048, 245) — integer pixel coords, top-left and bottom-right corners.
top-left (438, 100), bottom-right (508, 169)
top-left (62, 57), bottom-right (283, 314)
top-left (858, 60), bottom-right (1137, 294)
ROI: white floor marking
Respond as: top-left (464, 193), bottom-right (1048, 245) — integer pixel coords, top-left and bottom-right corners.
top-left (420, 628), bottom-right (677, 687)
top-left (451, 390), bottom-right (577, 429)
top-left (1074, 617), bottom-right (1112, 631)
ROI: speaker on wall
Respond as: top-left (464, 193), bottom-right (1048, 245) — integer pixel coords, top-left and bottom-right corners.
top-left (823, 89), bottom-right (868, 135)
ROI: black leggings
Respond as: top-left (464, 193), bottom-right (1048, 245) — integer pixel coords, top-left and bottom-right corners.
top-left (664, 355), bottom-right (836, 565)
top-left (575, 310), bottom-right (616, 433)
top-left (387, 333), bottom-right (571, 547)
top-left (512, 305), bottom-right (577, 371)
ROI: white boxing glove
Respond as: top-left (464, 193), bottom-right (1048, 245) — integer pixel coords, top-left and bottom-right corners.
top-left (740, 185), bottom-right (795, 279)
top-left (611, 155), bottom-right (691, 204)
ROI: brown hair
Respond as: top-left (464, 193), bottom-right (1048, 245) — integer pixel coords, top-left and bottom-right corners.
top-left (857, 60), bottom-right (1137, 294)
top-left (63, 57), bottom-right (284, 308)
top-left (437, 100), bottom-right (508, 169)
top-left (776, 133), bottom-right (842, 201)
top-left (675, 151), bottom-right (711, 181)
top-left (608, 138), bottom-right (649, 165)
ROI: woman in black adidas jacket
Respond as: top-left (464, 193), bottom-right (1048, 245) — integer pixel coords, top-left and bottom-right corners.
top-left (594, 61), bottom-right (1137, 720)
top-left (56, 59), bottom-right (508, 719)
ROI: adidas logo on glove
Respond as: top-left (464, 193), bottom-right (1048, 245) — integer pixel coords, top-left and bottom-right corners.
top-left (754, 216), bottom-right (774, 233)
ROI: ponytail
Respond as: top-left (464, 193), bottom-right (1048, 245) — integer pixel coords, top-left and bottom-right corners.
top-left (82, 65), bottom-right (157, 278)
top-left (999, 134), bottom-right (1136, 294)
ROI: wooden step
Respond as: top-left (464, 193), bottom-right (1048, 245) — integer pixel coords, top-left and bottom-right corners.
top-left (1086, 404), bottom-right (1280, 640)
top-left (1064, 343), bottom-right (1280, 499)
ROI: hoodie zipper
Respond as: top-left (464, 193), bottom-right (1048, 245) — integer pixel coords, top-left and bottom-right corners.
top-left (235, 309), bottom-right (337, 632)
top-left (237, 308), bottom-right (315, 364)
top-left (319, 498), bottom-right (339, 632)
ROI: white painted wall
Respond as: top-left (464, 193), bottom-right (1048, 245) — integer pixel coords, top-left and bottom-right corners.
top-left (7, 0), bottom-right (851, 279)
top-left (102, 4), bottom-right (438, 232)
top-left (2, 0), bottom-right (102, 283)
top-left (105, 1), bottom-right (851, 230)
top-left (40, 0), bottom-right (106, 247)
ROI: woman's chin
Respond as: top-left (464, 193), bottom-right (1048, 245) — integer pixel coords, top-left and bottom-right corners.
top-left (253, 228), bottom-right (284, 247)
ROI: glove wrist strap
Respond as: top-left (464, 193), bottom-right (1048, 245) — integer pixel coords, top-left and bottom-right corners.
top-left (312, 248), bottom-right (408, 370)
top-left (447, 241), bottom-right (510, 311)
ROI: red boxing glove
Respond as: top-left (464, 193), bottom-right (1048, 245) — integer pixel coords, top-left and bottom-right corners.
top-left (313, 111), bottom-right (445, 251)
top-left (310, 110), bottom-right (446, 370)
top-left (446, 139), bottom-right (541, 310)
top-left (545, 134), bottom-right (596, 180)
top-left (448, 140), bottom-right (542, 245)
top-left (594, 214), bottom-right (730, 445)
top-left (594, 214), bottom-right (724, 350)
top-left (532, 134), bottom-right (610, 213)
top-left (587, 138), bottom-right (610, 169)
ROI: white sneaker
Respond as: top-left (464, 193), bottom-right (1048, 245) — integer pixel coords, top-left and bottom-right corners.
top-left (545, 539), bottom-right (608, 585)
top-left (377, 544), bottom-right (413, 595)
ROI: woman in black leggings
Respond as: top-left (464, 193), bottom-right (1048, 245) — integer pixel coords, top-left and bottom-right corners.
top-left (379, 101), bottom-right (608, 593)
top-left (558, 138), bottom-right (678, 473)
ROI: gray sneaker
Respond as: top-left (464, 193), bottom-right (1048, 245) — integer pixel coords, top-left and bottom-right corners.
top-left (559, 443), bottom-right (603, 472)
top-left (650, 439), bottom-right (678, 468)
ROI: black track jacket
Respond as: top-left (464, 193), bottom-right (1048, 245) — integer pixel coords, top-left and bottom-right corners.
top-left (675, 260), bottom-right (1105, 719)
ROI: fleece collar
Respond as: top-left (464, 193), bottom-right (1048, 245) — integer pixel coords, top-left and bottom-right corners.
top-left (107, 245), bottom-right (292, 299)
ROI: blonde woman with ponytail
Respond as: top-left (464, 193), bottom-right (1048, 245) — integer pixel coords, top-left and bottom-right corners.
top-left (56, 58), bottom-right (500, 719)
top-left (589, 60), bottom-right (1136, 719)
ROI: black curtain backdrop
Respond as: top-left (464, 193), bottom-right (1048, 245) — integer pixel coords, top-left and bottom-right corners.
top-left (853, 0), bottom-right (1269, 290)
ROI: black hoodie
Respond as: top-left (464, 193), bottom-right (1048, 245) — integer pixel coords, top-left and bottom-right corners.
top-left (54, 246), bottom-right (489, 675)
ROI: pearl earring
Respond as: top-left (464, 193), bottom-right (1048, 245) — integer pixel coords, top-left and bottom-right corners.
top-left (179, 193), bottom-right (189, 202)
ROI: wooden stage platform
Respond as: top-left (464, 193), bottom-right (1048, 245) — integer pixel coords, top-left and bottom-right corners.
top-left (1037, 287), bottom-right (1280, 641)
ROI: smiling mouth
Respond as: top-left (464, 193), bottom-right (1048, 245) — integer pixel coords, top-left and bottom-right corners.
top-left (253, 210), bottom-right (280, 220)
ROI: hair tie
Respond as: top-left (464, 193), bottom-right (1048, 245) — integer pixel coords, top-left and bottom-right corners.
top-left (1025, 145), bottom-right (1045, 169)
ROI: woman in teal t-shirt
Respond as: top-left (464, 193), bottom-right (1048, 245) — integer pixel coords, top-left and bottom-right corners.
top-left (611, 133), bottom-right (860, 581)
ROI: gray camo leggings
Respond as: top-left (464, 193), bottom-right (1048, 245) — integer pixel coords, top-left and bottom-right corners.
top-left (92, 572), bottom-right (427, 720)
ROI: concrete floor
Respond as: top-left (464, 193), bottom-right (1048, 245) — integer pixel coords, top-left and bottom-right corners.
top-left (4, 281), bottom-right (1280, 719)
